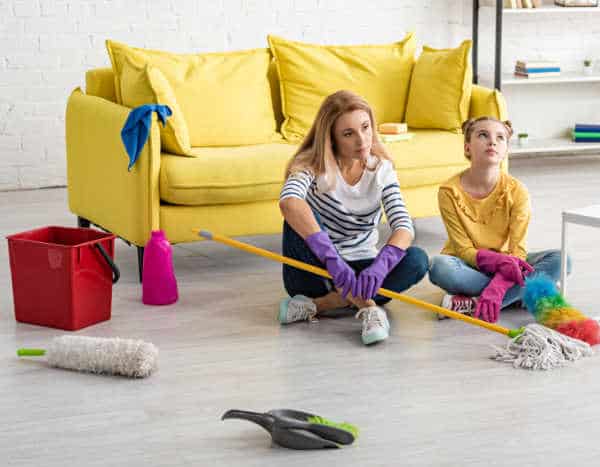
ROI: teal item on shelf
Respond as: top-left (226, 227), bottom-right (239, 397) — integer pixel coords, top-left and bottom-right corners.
top-left (572, 131), bottom-right (600, 138)
top-left (572, 130), bottom-right (600, 142)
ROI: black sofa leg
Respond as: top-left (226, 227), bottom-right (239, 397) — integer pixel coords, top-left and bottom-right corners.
top-left (71, 218), bottom-right (407, 281)
top-left (137, 246), bottom-right (144, 283)
top-left (77, 216), bottom-right (145, 282)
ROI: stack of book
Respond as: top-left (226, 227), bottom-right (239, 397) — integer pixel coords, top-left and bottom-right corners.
top-left (514, 60), bottom-right (561, 78)
top-left (378, 123), bottom-right (414, 143)
top-left (555, 1), bottom-right (598, 7)
top-left (503, 0), bottom-right (542, 8)
top-left (572, 123), bottom-right (600, 142)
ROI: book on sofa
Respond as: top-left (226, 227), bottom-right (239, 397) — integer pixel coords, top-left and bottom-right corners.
top-left (379, 133), bottom-right (414, 143)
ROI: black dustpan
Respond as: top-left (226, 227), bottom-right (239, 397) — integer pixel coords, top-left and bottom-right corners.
top-left (221, 409), bottom-right (356, 450)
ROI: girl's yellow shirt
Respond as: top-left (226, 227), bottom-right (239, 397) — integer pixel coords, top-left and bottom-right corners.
top-left (438, 171), bottom-right (530, 267)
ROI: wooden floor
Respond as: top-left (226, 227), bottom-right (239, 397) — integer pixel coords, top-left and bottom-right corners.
top-left (1, 156), bottom-right (600, 466)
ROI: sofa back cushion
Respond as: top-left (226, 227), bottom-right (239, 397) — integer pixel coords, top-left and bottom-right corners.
top-left (106, 40), bottom-right (281, 147)
top-left (268, 33), bottom-right (417, 142)
top-left (267, 60), bottom-right (284, 130)
top-left (119, 56), bottom-right (193, 155)
top-left (469, 85), bottom-right (507, 120)
top-left (405, 40), bottom-right (473, 131)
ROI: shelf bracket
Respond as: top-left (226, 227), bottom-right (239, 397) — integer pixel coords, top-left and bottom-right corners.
top-left (472, 0), bottom-right (503, 91)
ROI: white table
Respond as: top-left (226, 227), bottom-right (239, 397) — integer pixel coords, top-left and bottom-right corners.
top-left (561, 204), bottom-right (600, 296)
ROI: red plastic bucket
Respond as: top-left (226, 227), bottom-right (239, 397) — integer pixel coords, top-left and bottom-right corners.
top-left (7, 226), bottom-right (119, 331)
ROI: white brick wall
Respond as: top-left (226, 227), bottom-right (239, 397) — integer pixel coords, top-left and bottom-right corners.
top-left (0, 0), bottom-right (470, 190)
top-left (1, 0), bottom-right (597, 190)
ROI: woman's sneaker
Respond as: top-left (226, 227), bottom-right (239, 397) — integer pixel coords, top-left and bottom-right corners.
top-left (278, 295), bottom-right (318, 324)
top-left (438, 294), bottom-right (477, 320)
top-left (355, 306), bottom-right (390, 345)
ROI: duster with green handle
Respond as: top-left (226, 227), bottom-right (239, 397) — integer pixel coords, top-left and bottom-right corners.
top-left (18, 335), bottom-right (158, 378)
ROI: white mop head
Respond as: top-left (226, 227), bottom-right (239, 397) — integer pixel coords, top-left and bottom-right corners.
top-left (491, 323), bottom-right (593, 370)
top-left (47, 335), bottom-right (158, 378)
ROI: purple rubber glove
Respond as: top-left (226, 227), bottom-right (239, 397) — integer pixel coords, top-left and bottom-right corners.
top-left (474, 273), bottom-right (515, 323)
top-left (355, 244), bottom-right (407, 300)
top-left (476, 249), bottom-right (534, 286)
top-left (305, 231), bottom-right (356, 299)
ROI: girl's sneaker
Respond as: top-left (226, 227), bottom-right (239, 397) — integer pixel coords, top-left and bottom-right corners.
top-left (355, 306), bottom-right (390, 345)
top-left (278, 295), bottom-right (318, 324)
top-left (438, 294), bottom-right (477, 320)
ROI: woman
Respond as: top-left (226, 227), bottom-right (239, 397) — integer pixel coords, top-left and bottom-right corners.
top-left (278, 90), bottom-right (429, 345)
top-left (429, 116), bottom-right (571, 323)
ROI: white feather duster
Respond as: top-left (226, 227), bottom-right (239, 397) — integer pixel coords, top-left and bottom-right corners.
top-left (18, 335), bottom-right (158, 378)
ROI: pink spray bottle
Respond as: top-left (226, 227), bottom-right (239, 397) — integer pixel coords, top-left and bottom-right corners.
top-left (142, 230), bottom-right (178, 305)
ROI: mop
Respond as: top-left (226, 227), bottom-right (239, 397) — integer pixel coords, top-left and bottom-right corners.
top-left (17, 335), bottom-right (158, 378)
top-left (196, 230), bottom-right (594, 371)
top-left (490, 274), bottom-right (600, 370)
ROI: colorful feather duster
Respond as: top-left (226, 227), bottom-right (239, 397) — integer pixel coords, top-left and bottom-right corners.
top-left (523, 274), bottom-right (600, 346)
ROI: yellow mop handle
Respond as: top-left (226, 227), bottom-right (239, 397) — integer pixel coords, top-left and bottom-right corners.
top-left (195, 230), bottom-right (520, 338)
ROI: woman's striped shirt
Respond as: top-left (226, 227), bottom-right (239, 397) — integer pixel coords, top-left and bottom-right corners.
top-left (280, 157), bottom-right (413, 261)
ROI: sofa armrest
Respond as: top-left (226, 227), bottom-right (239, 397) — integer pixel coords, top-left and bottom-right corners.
top-left (469, 85), bottom-right (508, 121)
top-left (66, 88), bottom-right (160, 246)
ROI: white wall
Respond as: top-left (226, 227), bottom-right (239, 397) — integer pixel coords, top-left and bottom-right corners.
top-left (7, 1), bottom-right (599, 190)
top-left (0, 0), bottom-right (469, 190)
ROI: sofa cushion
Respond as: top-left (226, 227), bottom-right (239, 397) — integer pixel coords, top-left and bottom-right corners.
top-left (86, 68), bottom-right (117, 102)
top-left (159, 130), bottom-right (467, 206)
top-left (120, 56), bottom-right (193, 156)
top-left (268, 33), bottom-right (416, 142)
top-left (106, 40), bottom-right (281, 147)
top-left (469, 85), bottom-right (507, 120)
top-left (85, 63), bottom-right (284, 130)
top-left (160, 143), bottom-right (297, 206)
top-left (385, 129), bottom-right (469, 185)
top-left (405, 40), bottom-right (472, 132)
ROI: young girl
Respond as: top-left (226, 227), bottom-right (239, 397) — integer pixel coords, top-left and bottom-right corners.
top-left (429, 116), bottom-right (570, 323)
top-left (278, 90), bottom-right (429, 345)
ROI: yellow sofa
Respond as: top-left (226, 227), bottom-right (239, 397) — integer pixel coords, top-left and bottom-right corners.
top-left (66, 45), bottom-right (507, 279)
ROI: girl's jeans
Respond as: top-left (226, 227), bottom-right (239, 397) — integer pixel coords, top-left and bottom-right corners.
top-left (428, 250), bottom-right (572, 308)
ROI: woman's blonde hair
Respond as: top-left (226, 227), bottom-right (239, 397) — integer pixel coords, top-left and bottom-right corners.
top-left (285, 90), bottom-right (392, 190)
top-left (462, 116), bottom-right (514, 160)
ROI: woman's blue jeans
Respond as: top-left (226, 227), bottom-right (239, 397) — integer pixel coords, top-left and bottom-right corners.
top-left (282, 221), bottom-right (429, 306)
top-left (428, 250), bottom-right (572, 308)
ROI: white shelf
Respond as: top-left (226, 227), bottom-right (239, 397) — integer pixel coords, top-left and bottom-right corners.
top-left (503, 5), bottom-right (600, 14)
top-left (477, 3), bottom-right (600, 155)
top-left (511, 136), bottom-right (600, 156)
top-left (502, 72), bottom-right (600, 85)
top-left (480, 4), bottom-right (600, 14)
